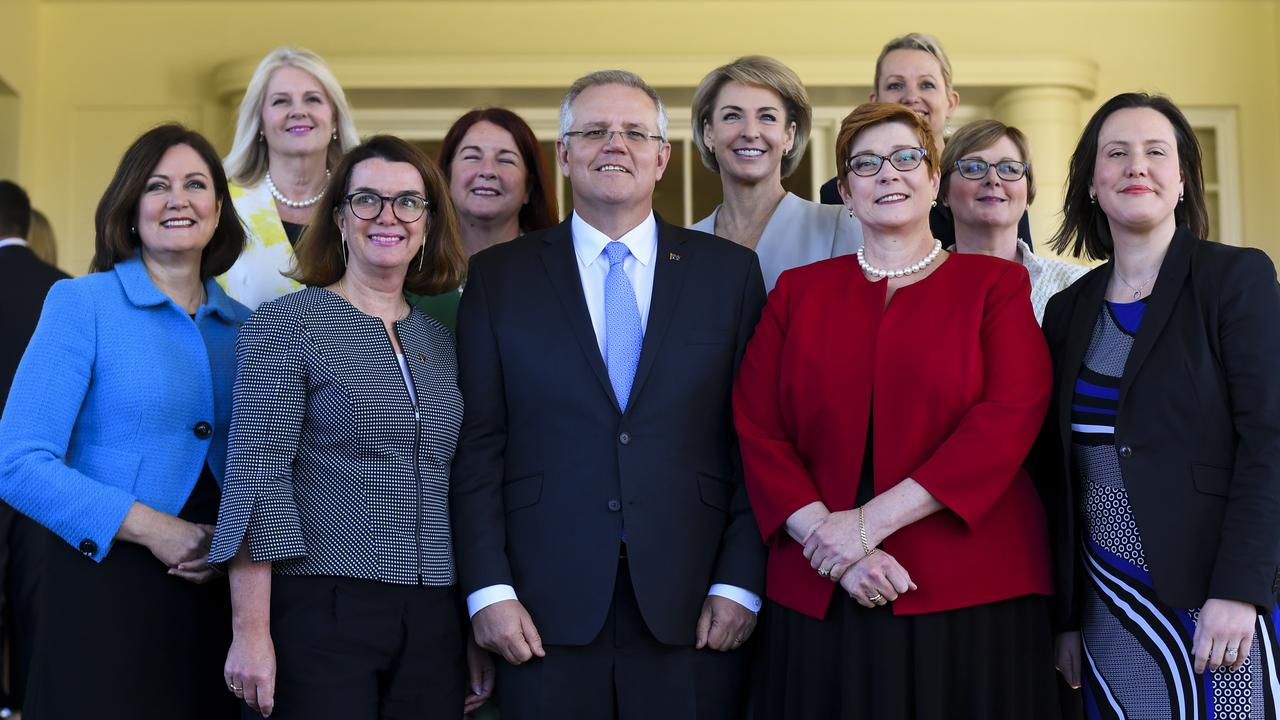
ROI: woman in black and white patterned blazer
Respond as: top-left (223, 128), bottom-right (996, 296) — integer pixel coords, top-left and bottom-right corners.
top-left (209, 136), bottom-right (491, 719)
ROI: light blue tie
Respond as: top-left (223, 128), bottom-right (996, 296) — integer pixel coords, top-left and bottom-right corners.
top-left (603, 241), bottom-right (642, 411)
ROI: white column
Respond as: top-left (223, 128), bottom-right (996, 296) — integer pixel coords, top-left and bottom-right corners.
top-left (992, 86), bottom-right (1085, 261)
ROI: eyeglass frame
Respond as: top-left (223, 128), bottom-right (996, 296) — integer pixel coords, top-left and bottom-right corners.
top-left (951, 157), bottom-right (1030, 182)
top-left (561, 128), bottom-right (666, 147)
top-left (340, 191), bottom-right (431, 223)
top-left (844, 147), bottom-right (929, 177)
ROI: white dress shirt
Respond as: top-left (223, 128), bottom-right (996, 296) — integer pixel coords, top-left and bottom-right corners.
top-left (0, 237), bottom-right (30, 250)
top-left (467, 211), bottom-right (762, 618)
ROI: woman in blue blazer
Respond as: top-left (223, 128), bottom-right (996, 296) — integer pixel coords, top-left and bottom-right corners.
top-left (0, 124), bottom-right (249, 719)
top-left (1036, 93), bottom-right (1280, 718)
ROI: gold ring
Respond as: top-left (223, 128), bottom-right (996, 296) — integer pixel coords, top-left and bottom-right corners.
top-left (867, 593), bottom-right (884, 603)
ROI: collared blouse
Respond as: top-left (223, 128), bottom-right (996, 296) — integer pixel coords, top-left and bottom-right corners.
top-left (209, 288), bottom-right (462, 586)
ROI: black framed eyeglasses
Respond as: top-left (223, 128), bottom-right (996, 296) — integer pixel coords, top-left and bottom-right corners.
top-left (342, 192), bottom-right (430, 222)
top-left (953, 158), bottom-right (1029, 181)
top-left (845, 147), bottom-right (927, 176)
top-left (562, 128), bottom-right (665, 147)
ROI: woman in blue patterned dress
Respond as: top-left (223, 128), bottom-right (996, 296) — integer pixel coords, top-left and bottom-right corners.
top-left (1036, 92), bottom-right (1280, 718)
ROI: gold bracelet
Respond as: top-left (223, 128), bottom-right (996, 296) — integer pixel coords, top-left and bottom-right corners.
top-left (858, 505), bottom-right (877, 558)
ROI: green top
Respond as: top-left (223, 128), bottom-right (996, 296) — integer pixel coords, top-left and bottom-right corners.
top-left (406, 288), bottom-right (462, 332)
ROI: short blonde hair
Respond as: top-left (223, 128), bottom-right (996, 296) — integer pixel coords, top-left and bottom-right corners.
top-left (835, 103), bottom-right (938, 196)
top-left (691, 55), bottom-right (812, 178)
top-left (223, 47), bottom-right (360, 187)
top-left (874, 33), bottom-right (954, 92)
top-left (27, 208), bottom-right (57, 265)
top-left (939, 119), bottom-right (1036, 205)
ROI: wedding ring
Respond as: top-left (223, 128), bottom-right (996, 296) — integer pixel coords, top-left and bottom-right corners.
top-left (1226, 647), bottom-right (1240, 658)
top-left (818, 567), bottom-right (830, 578)
top-left (867, 593), bottom-right (884, 603)
top-left (229, 684), bottom-right (241, 692)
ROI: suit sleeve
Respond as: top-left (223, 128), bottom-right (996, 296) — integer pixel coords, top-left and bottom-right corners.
top-left (709, 252), bottom-right (769, 593)
top-left (732, 270), bottom-right (824, 542)
top-left (207, 301), bottom-right (308, 566)
top-left (0, 281), bottom-right (134, 559)
top-left (1206, 250), bottom-right (1280, 608)
top-left (910, 264), bottom-right (1052, 527)
top-left (450, 258), bottom-right (515, 594)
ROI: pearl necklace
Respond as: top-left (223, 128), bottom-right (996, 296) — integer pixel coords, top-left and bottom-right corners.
top-left (857, 239), bottom-right (943, 280)
top-left (265, 170), bottom-right (330, 209)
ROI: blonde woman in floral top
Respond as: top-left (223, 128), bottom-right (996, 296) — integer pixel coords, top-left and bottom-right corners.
top-left (218, 47), bottom-right (358, 310)
top-left (940, 119), bottom-right (1088, 323)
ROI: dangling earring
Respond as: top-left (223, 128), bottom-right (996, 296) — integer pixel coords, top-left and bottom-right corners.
top-left (417, 240), bottom-right (426, 272)
top-left (1178, 193), bottom-right (1184, 203)
top-left (1089, 194), bottom-right (1097, 205)
top-left (130, 225), bottom-right (136, 235)
top-left (258, 132), bottom-right (265, 143)
top-left (340, 234), bottom-right (348, 266)
top-left (848, 209), bottom-right (856, 219)
top-left (332, 128), bottom-right (338, 142)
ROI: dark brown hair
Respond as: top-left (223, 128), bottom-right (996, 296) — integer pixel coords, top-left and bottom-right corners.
top-left (1050, 92), bottom-right (1209, 261)
top-left (91, 124), bottom-right (244, 277)
top-left (439, 108), bottom-right (558, 233)
top-left (0, 180), bottom-right (32, 238)
top-left (835, 102), bottom-right (939, 196)
top-left (291, 135), bottom-right (466, 295)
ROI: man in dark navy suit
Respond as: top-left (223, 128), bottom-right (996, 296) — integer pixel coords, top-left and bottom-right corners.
top-left (0, 179), bottom-right (66, 713)
top-left (451, 71), bottom-right (767, 720)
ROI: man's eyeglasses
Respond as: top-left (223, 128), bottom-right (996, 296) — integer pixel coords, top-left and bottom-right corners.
top-left (562, 128), bottom-right (665, 148)
top-left (952, 158), bottom-right (1029, 182)
top-left (845, 148), bottom-right (927, 177)
top-left (342, 192), bottom-right (429, 223)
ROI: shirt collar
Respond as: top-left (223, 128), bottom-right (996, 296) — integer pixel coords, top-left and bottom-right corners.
top-left (0, 237), bottom-right (29, 250)
top-left (571, 211), bottom-right (657, 268)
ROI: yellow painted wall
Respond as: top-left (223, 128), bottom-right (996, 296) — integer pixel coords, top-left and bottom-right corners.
top-left (4, 0), bottom-right (1280, 273)
top-left (0, 0), bottom-right (40, 181)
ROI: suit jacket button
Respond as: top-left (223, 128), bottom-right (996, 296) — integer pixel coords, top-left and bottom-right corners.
top-left (618, 432), bottom-right (631, 445)
top-left (607, 499), bottom-right (622, 512)
top-left (1117, 445), bottom-right (1133, 458)
top-left (193, 421), bottom-right (213, 439)
top-left (78, 538), bottom-right (98, 557)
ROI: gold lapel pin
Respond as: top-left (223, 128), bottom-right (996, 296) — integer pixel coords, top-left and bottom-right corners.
top-left (668, 252), bottom-right (681, 262)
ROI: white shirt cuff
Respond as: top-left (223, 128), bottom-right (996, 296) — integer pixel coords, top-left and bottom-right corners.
top-left (708, 583), bottom-right (762, 613)
top-left (466, 584), bottom-right (518, 618)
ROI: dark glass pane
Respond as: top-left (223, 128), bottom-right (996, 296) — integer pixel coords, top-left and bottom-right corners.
top-left (651, 142), bottom-right (685, 224)
top-left (780, 149), bottom-right (813, 200)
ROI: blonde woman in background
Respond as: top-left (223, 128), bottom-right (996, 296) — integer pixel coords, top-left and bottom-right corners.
top-left (219, 46), bottom-right (359, 309)
top-left (939, 120), bottom-right (1086, 324)
top-left (26, 208), bottom-right (58, 266)
top-left (690, 55), bottom-right (861, 290)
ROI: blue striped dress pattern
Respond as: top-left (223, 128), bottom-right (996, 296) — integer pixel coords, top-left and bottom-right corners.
top-left (1071, 300), bottom-right (1280, 720)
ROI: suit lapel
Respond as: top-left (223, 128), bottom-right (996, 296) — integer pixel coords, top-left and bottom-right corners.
top-left (1118, 228), bottom-right (1194, 407)
top-left (539, 219), bottom-right (620, 410)
top-left (1056, 266), bottom-right (1109, 453)
top-left (628, 218), bottom-right (689, 412)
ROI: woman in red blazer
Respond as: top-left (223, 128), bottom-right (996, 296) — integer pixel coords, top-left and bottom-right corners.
top-left (733, 103), bottom-right (1059, 719)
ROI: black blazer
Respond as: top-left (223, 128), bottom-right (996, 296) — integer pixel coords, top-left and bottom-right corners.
top-left (450, 215), bottom-right (767, 646)
top-left (1034, 228), bottom-right (1280, 628)
top-left (0, 245), bottom-right (69, 416)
